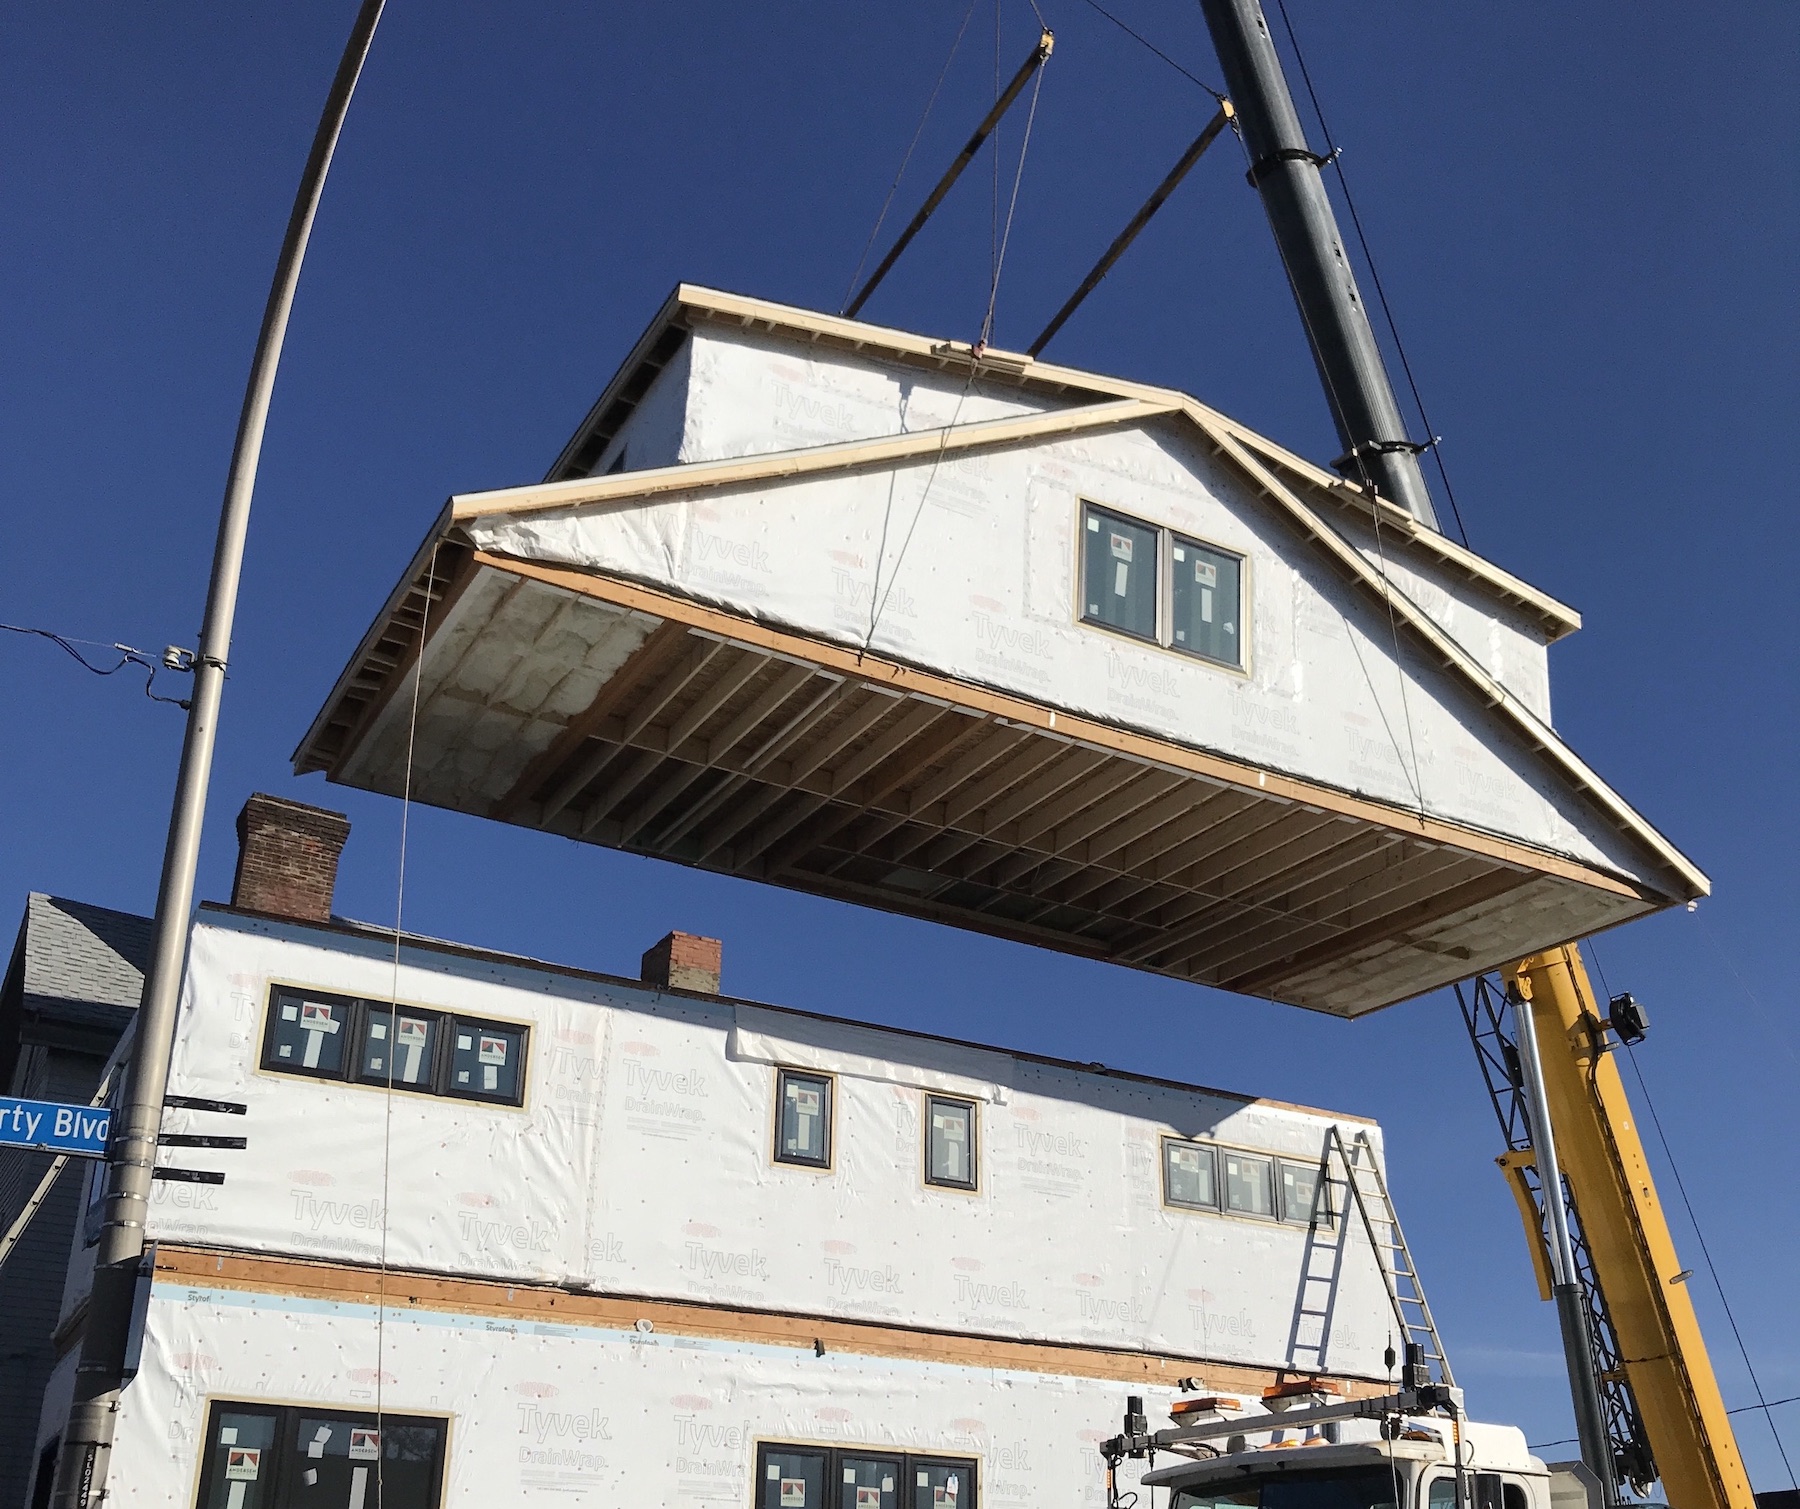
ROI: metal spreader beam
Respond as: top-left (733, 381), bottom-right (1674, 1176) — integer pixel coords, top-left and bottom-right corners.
top-left (1029, 102), bottom-right (1235, 357)
top-left (845, 28), bottom-right (1053, 319)
top-left (1197, 0), bottom-right (1439, 528)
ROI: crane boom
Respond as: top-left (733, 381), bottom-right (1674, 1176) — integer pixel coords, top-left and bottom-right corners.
top-left (1506, 945), bottom-right (1753, 1509)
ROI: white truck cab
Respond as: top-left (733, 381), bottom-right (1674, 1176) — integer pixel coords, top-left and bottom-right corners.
top-left (1104, 1386), bottom-right (1603, 1509)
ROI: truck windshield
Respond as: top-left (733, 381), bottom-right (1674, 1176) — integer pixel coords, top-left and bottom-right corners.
top-left (1174, 1466), bottom-right (1403, 1509)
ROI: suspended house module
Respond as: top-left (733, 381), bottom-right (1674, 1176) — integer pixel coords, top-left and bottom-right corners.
top-left (296, 286), bottom-right (1706, 1015)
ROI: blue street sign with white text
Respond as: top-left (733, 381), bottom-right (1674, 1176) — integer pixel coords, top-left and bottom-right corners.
top-left (0, 1096), bottom-right (111, 1158)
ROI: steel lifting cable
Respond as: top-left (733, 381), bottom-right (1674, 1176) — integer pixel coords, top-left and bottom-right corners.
top-left (1074, 0), bottom-right (1226, 102)
top-left (844, 26), bottom-right (1053, 318)
top-left (373, 542), bottom-right (440, 1509)
top-left (1270, 0), bottom-right (1471, 548)
top-left (864, 31), bottom-right (1047, 649)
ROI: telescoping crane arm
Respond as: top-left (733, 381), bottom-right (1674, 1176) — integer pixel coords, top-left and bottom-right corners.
top-left (1507, 945), bottom-right (1753, 1509)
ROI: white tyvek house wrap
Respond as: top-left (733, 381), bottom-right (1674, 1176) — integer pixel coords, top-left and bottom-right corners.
top-left (110, 1283), bottom-right (1181, 1508)
top-left (463, 328), bottom-right (1651, 886)
top-left (149, 913), bottom-right (1398, 1378)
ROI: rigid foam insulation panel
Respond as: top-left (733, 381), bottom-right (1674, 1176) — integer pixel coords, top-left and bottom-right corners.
top-left (296, 288), bottom-right (1706, 1015)
top-left (114, 910), bottom-right (1398, 1381)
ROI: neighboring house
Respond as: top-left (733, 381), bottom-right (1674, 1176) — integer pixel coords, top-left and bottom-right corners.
top-left (0, 893), bottom-right (146, 1509)
top-left (29, 795), bottom-right (1402, 1508)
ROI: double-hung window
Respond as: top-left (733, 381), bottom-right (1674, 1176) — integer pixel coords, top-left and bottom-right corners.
top-left (1080, 502), bottom-right (1245, 669)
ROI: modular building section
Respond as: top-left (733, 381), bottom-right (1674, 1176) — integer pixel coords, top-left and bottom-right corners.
top-left (297, 287), bottom-right (1706, 1015)
top-left (35, 905), bottom-right (1404, 1505)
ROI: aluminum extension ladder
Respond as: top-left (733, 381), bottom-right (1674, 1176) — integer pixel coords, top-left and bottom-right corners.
top-left (1322, 1124), bottom-right (1456, 1387)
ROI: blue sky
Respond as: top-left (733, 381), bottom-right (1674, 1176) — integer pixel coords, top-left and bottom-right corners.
top-left (3, 1), bottom-right (1795, 1488)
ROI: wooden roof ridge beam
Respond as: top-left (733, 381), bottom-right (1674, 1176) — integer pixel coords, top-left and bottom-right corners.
top-left (449, 397), bottom-right (1176, 524)
top-left (1192, 416), bottom-right (1708, 900)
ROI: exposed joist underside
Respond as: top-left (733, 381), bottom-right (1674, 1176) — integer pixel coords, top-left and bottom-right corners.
top-left (297, 551), bottom-right (1656, 1017)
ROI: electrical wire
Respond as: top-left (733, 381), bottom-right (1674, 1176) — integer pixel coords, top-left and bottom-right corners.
top-left (842, 0), bottom-right (979, 314)
top-left (1269, 0), bottom-right (1470, 547)
top-left (1074, 0), bottom-right (1226, 102)
top-left (1, 621), bottom-right (191, 707)
top-left (1621, 1038), bottom-right (1798, 1489)
top-left (1581, 935), bottom-right (1798, 1485)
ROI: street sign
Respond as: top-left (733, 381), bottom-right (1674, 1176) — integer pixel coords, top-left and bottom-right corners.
top-left (0, 1096), bottom-right (111, 1158)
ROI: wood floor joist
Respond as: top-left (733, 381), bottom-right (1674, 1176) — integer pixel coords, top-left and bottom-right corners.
top-left (294, 551), bottom-right (1668, 1015)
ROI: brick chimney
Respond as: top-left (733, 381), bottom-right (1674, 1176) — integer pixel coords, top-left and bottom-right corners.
top-left (640, 931), bottom-right (722, 995)
top-left (231, 793), bottom-right (351, 923)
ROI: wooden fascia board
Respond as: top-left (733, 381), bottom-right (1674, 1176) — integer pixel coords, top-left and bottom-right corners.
top-left (1194, 418), bottom-right (1708, 901)
top-left (450, 397), bottom-right (1178, 523)
top-left (542, 286), bottom-right (687, 483)
top-left (1212, 423), bottom-right (1582, 640)
top-left (469, 549), bottom-right (1658, 905)
top-left (671, 285), bottom-right (1580, 637)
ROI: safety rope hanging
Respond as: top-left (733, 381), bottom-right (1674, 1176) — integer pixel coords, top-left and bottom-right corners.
top-left (844, 27), bottom-right (1053, 318)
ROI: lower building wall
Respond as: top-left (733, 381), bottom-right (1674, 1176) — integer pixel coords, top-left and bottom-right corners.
top-left (79, 1249), bottom-right (1382, 1509)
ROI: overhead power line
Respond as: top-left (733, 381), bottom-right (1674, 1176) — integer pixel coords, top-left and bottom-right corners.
top-left (2, 622), bottom-right (192, 708)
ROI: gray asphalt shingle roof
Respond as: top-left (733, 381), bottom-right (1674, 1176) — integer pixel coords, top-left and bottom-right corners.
top-left (9, 893), bottom-right (149, 1036)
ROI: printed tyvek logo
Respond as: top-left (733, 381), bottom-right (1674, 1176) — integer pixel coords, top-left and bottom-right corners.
top-left (954, 1272), bottom-right (1029, 1310)
top-left (1105, 648), bottom-right (1179, 698)
top-left (516, 1405), bottom-right (611, 1443)
top-left (290, 1190), bottom-right (384, 1231)
top-left (973, 612), bottom-right (1053, 659)
top-left (824, 1258), bottom-right (902, 1297)
top-left (684, 1240), bottom-right (769, 1282)
top-left (624, 1059), bottom-right (706, 1097)
top-left (458, 1210), bottom-right (556, 1253)
top-left (674, 1412), bottom-right (752, 1479)
top-left (692, 529), bottom-right (772, 574)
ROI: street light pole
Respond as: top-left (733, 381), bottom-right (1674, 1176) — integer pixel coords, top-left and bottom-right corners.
top-left (49, 4), bottom-right (386, 1502)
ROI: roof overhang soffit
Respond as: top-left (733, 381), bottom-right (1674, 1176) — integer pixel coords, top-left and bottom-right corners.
top-left (309, 392), bottom-right (1702, 903)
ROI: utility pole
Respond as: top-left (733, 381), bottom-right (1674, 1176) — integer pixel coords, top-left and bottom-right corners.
top-left (49, 4), bottom-right (386, 1503)
top-left (1196, 0), bottom-right (1440, 529)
